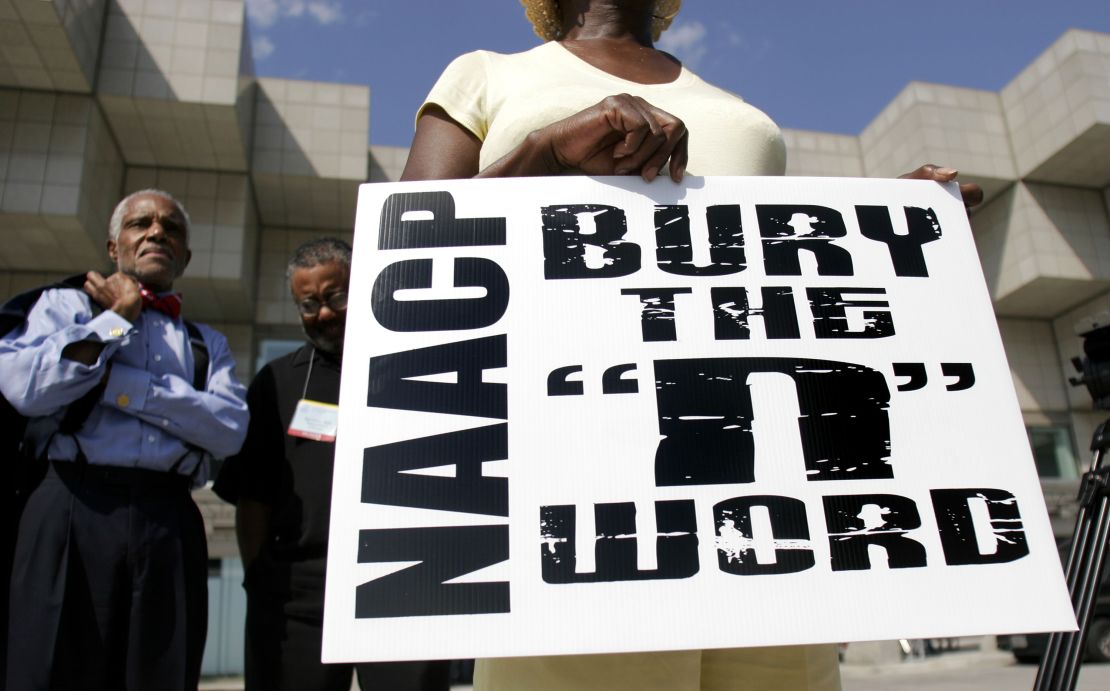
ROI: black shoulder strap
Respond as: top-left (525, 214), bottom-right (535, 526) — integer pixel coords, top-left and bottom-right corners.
top-left (169, 321), bottom-right (210, 477)
top-left (184, 320), bottom-right (209, 391)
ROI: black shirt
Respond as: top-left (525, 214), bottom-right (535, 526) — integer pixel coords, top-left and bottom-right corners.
top-left (214, 343), bottom-right (341, 561)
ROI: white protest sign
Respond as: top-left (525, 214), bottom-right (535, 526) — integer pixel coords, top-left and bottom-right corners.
top-left (323, 176), bottom-right (1076, 662)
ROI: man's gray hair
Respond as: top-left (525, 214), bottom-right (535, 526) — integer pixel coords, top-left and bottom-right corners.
top-left (286, 237), bottom-right (353, 281)
top-left (108, 189), bottom-right (191, 241)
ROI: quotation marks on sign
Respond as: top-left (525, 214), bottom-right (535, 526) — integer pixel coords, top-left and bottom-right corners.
top-left (548, 361), bottom-right (977, 397)
top-left (547, 357), bottom-right (896, 484)
top-left (893, 363), bottom-right (975, 391)
top-left (547, 364), bottom-right (639, 396)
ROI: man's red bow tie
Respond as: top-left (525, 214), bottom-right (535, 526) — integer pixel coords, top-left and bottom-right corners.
top-left (139, 285), bottom-right (182, 320)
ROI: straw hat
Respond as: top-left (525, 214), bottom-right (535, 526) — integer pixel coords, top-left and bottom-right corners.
top-left (521, 0), bottom-right (682, 42)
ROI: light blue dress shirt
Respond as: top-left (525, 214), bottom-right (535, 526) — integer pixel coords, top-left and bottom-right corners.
top-left (0, 288), bottom-right (249, 483)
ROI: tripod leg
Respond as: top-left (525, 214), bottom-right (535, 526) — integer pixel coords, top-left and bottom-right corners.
top-left (1034, 434), bottom-right (1110, 691)
top-left (1060, 496), bottom-right (1110, 689)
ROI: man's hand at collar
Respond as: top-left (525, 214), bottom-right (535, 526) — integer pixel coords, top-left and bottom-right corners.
top-left (84, 271), bottom-right (142, 323)
top-left (61, 272), bottom-right (142, 365)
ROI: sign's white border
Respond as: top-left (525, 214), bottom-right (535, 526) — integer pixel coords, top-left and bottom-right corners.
top-left (323, 176), bottom-right (1075, 662)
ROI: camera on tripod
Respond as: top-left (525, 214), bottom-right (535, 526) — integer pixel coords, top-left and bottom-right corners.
top-left (1036, 313), bottom-right (1110, 689)
top-left (1069, 314), bottom-right (1110, 411)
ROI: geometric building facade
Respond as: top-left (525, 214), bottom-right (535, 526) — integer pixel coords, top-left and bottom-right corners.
top-left (787, 28), bottom-right (1110, 533)
top-left (1, 0), bottom-right (1108, 673)
top-left (1, 0), bottom-right (368, 675)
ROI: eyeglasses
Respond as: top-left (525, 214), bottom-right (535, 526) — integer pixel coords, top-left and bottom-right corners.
top-left (296, 292), bottom-right (348, 317)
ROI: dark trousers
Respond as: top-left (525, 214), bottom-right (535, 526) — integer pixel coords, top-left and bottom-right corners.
top-left (6, 462), bottom-right (207, 691)
top-left (245, 576), bottom-right (449, 691)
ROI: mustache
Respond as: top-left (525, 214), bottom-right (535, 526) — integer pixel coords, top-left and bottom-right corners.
top-left (302, 322), bottom-right (344, 354)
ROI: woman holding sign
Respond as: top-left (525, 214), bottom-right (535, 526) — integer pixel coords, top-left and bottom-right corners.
top-left (401, 0), bottom-right (982, 207)
top-left (401, 1), bottom-right (980, 689)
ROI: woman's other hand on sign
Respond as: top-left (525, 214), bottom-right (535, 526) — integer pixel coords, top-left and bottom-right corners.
top-left (403, 95), bottom-right (688, 183)
top-left (899, 164), bottom-right (984, 210)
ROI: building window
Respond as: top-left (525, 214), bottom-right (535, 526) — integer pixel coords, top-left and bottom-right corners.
top-left (1026, 426), bottom-right (1079, 479)
top-left (256, 338), bottom-right (302, 373)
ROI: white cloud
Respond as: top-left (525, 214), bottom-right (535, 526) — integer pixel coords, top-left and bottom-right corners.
top-left (246, 0), bottom-right (343, 28)
top-left (306, 1), bottom-right (343, 24)
top-left (285, 1), bottom-right (306, 19)
top-left (253, 35), bottom-right (275, 61)
top-left (658, 20), bottom-right (709, 69)
top-left (246, 0), bottom-right (280, 27)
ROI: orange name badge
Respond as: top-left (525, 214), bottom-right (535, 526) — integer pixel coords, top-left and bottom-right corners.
top-left (287, 399), bottom-right (339, 442)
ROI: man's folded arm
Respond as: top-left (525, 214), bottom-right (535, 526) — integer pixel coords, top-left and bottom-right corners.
top-left (0, 290), bottom-right (131, 417)
top-left (100, 326), bottom-right (249, 458)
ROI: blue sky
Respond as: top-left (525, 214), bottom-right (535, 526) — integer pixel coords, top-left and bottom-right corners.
top-left (245, 1), bottom-right (1110, 148)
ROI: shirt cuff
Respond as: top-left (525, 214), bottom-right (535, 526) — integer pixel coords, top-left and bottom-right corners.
top-left (85, 310), bottom-right (134, 344)
top-left (102, 362), bottom-right (151, 413)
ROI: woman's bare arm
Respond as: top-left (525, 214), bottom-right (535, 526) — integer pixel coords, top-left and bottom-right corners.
top-left (401, 106), bottom-right (483, 180)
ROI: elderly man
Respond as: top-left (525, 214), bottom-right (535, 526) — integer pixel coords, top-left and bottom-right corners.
top-left (0, 189), bottom-right (249, 691)
top-left (214, 237), bottom-right (449, 691)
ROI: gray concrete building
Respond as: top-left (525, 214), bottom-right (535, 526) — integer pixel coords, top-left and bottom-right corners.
top-left (2, 0), bottom-right (1109, 675)
top-left (781, 27), bottom-right (1110, 535)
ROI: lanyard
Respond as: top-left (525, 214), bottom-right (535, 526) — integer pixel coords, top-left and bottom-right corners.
top-left (301, 347), bottom-right (316, 401)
